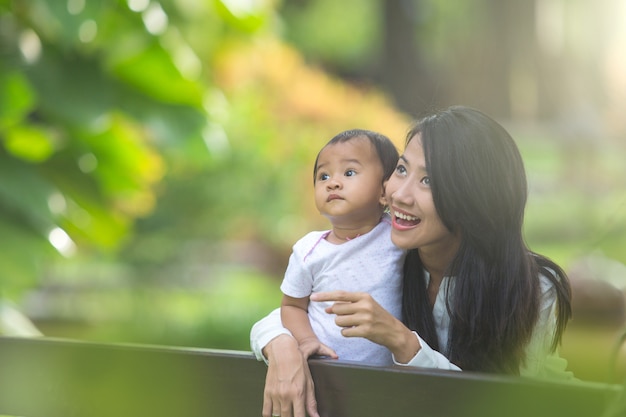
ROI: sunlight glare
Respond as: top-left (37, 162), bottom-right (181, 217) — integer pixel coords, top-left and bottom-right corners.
top-left (161, 29), bottom-right (202, 80)
top-left (203, 122), bottom-right (230, 159)
top-left (67, 0), bottom-right (85, 15)
top-left (18, 29), bottom-right (41, 64)
top-left (78, 153), bottom-right (98, 173)
top-left (535, 0), bottom-right (564, 56)
top-left (221, 0), bottom-right (261, 18)
top-left (47, 192), bottom-right (67, 215)
top-left (128, 0), bottom-right (150, 13)
top-left (143, 3), bottom-right (168, 35)
top-left (79, 19), bottom-right (97, 43)
top-left (48, 227), bottom-right (77, 257)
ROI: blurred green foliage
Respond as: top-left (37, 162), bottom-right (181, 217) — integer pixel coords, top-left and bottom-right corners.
top-left (0, 0), bottom-right (409, 346)
top-left (0, 0), bottom-right (208, 296)
top-left (0, 1), bottom-right (625, 384)
top-left (280, 0), bottom-right (382, 74)
top-left (33, 262), bottom-right (283, 350)
top-left (517, 131), bottom-right (626, 268)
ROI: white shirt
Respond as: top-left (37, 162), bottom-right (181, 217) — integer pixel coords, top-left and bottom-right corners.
top-left (280, 217), bottom-right (405, 365)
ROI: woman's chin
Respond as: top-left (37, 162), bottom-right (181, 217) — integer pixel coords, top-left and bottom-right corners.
top-left (390, 232), bottom-right (416, 250)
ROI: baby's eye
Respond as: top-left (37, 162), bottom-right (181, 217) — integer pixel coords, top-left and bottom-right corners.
top-left (345, 169), bottom-right (356, 177)
top-left (319, 173), bottom-right (330, 181)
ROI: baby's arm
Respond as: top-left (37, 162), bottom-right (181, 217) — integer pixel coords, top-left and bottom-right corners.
top-left (281, 295), bottom-right (338, 359)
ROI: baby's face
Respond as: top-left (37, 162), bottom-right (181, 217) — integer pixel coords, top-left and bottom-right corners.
top-left (313, 138), bottom-right (385, 226)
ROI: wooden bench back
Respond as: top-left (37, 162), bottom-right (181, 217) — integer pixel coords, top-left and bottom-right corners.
top-left (0, 336), bottom-right (621, 417)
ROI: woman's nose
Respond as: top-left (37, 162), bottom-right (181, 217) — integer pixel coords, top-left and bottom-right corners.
top-left (387, 178), bottom-right (411, 205)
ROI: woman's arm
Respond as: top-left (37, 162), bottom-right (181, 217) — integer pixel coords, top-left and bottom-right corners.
top-left (250, 308), bottom-right (292, 363)
top-left (310, 291), bottom-right (462, 371)
top-left (394, 332), bottom-right (461, 370)
top-left (262, 334), bottom-right (320, 417)
top-left (250, 309), bottom-right (321, 417)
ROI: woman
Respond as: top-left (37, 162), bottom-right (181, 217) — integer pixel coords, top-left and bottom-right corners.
top-left (251, 106), bottom-right (573, 417)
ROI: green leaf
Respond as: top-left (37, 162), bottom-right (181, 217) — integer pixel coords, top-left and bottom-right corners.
top-left (26, 49), bottom-right (116, 127)
top-left (0, 152), bottom-right (56, 234)
top-left (214, 0), bottom-right (268, 33)
top-left (78, 112), bottom-right (164, 214)
top-left (108, 41), bottom-right (204, 106)
top-left (4, 124), bottom-right (54, 162)
top-left (39, 147), bottom-right (140, 251)
top-left (0, 70), bottom-right (36, 130)
top-left (0, 217), bottom-right (56, 297)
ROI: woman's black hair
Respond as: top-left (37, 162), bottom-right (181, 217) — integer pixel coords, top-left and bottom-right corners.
top-left (313, 129), bottom-right (399, 184)
top-left (401, 106), bottom-right (571, 374)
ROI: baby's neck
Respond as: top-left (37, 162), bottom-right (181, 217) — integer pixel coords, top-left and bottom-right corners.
top-left (327, 220), bottom-right (380, 244)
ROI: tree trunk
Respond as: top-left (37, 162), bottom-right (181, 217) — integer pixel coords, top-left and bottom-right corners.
top-left (380, 0), bottom-right (439, 116)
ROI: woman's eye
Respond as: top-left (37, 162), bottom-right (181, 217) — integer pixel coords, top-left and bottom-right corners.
top-left (421, 176), bottom-right (431, 186)
top-left (395, 165), bottom-right (407, 176)
top-left (345, 169), bottom-right (356, 177)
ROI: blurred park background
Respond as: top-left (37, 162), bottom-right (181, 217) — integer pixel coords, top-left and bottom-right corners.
top-left (1, 0), bottom-right (625, 384)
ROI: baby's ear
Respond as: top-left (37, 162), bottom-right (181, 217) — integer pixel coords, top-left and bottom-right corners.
top-left (379, 181), bottom-right (388, 207)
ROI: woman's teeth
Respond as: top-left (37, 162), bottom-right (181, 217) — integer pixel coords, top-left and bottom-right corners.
top-left (395, 211), bottom-right (419, 222)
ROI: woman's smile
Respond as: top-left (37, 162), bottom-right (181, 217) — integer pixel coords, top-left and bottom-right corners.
top-left (391, 207), bottom-right (421, 229)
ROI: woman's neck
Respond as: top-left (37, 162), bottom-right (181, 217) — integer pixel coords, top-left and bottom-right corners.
top-left (419, 234), bottom-right (461, 287)
top-left (420, 248), bottom-right (455, 307)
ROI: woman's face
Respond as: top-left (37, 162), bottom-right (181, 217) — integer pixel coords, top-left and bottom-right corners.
top-left (385, 134), bottom-right (458, 253)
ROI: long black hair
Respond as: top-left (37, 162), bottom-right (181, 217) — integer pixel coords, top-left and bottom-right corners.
top-left (401, 106), bottom-right (571, 374)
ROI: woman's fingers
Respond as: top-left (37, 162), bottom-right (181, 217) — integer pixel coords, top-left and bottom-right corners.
top-left (312, 291), bottom-right (395, 343)
top-left (312, 291), bottom-right (374, 317)
top-left (262, 335), bottom-right (318, 417)
top-left (304, 360), bottom-right (321, 417)
top-left (310, 290), bottom-right (363, 303)
top-left (262, 366), bottom-right (282, 417)
top-left (311, 291), bottom-right (370, 317)
top-left (262, 388), bottom-right (273, 417)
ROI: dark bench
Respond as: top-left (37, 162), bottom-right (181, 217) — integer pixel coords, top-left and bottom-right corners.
top-left (0, 336), bottom-right (622, 417)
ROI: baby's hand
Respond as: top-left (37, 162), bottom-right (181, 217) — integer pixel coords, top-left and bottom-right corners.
top-left (298, 337), bottom-right (338, 360)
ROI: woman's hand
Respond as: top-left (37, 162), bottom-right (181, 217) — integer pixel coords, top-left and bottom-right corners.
top-left (262, 334), bottom-right (320, 417)
top-left (310, 291), bottom-right (421, 363)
